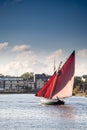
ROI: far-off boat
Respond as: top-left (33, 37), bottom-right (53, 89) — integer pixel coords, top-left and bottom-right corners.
top-left (35, 51), bottom-right (75, 105)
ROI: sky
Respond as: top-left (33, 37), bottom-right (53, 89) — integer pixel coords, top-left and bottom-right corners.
top-left (0, 0), bottom-right (87, 76)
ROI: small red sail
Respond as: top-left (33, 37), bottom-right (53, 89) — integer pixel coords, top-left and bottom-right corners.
top-left (35, 72), bottom-right (56, 98)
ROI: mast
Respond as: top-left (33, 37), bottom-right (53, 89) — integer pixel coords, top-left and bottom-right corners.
top-left (54, 59), bottom-right (56, 72)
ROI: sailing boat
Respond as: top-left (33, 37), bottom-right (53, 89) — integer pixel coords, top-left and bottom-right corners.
top-left (35, 51), bottom-right (75, 105)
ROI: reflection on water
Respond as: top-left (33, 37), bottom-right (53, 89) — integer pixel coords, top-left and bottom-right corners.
top-left (58, 105), bottom-right (75, 119)
top-left (0, 94), bottom-right (87, 130)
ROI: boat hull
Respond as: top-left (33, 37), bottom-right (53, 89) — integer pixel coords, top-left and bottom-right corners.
top-left (40, 98), bottom-right (65, 105)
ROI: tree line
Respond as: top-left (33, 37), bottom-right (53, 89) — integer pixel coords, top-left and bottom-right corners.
top-left (73, 76), bottom-right (87, 96)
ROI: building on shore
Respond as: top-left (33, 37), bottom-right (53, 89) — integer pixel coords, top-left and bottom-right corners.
top-left (0, 75), bottom-right (34, 93)
top-left (0, 73), bottom-right (51, 93)
top-left (35, 73), bottom-right (51, 90)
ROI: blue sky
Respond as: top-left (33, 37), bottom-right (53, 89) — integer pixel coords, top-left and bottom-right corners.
top-left (0, 0), bottom-right (87, 76)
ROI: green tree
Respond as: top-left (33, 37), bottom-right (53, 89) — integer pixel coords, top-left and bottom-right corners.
top-left (21, 72), bottom-right (34, 78)
top-left (73, 85), bottom-right (80, 95)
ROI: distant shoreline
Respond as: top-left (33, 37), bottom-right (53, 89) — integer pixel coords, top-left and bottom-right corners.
top-left (0, 91), bottom-right (36, 94)
top-left (75, 93), bottom-right (87, 97)
top-left (0, 91), bottom-right (87, 97)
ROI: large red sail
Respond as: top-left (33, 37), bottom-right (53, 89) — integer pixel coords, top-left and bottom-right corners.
top-left (51, 51), bottom-right (75, 99)
top-left (35, 51), bottom-right (75, 99)
top-left (35, 72), bottom-right (56, 98)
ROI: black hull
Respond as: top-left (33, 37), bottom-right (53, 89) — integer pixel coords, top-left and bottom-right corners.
top-left (41, 98), bottom-right (65, 105)
top-left (51, 100), bottom-right (65, 105)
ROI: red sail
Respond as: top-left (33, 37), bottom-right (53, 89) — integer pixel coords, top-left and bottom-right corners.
top-left (51, 51), bottom-right (75, 99)
top-left (35, 72), bottom-right (56, 98)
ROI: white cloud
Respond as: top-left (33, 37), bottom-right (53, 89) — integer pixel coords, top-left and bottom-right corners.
top-left (12, 44), bottom-right (31, 52)
top-left (0, 48), bottom-right (38, 76)
top-left (45, 49), bottom-right (63, 72)
top-left (0, 42), bottom-right (8, 50)
top-left (0, 46), bottom-right (87, 76)
top-left (0, 48), bottom-right (63, 76)
top-left (46, 49), bottom-right (62, 63)
top-left (75, 63), bottom-right (87, 76)
top-left (75, 49), bottom-right (87, 76)
top-left (77, 49), bottom-right (87, 57)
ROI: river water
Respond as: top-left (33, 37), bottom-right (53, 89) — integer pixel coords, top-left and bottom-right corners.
top-left (0, 94), bottom-right (87, 130)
